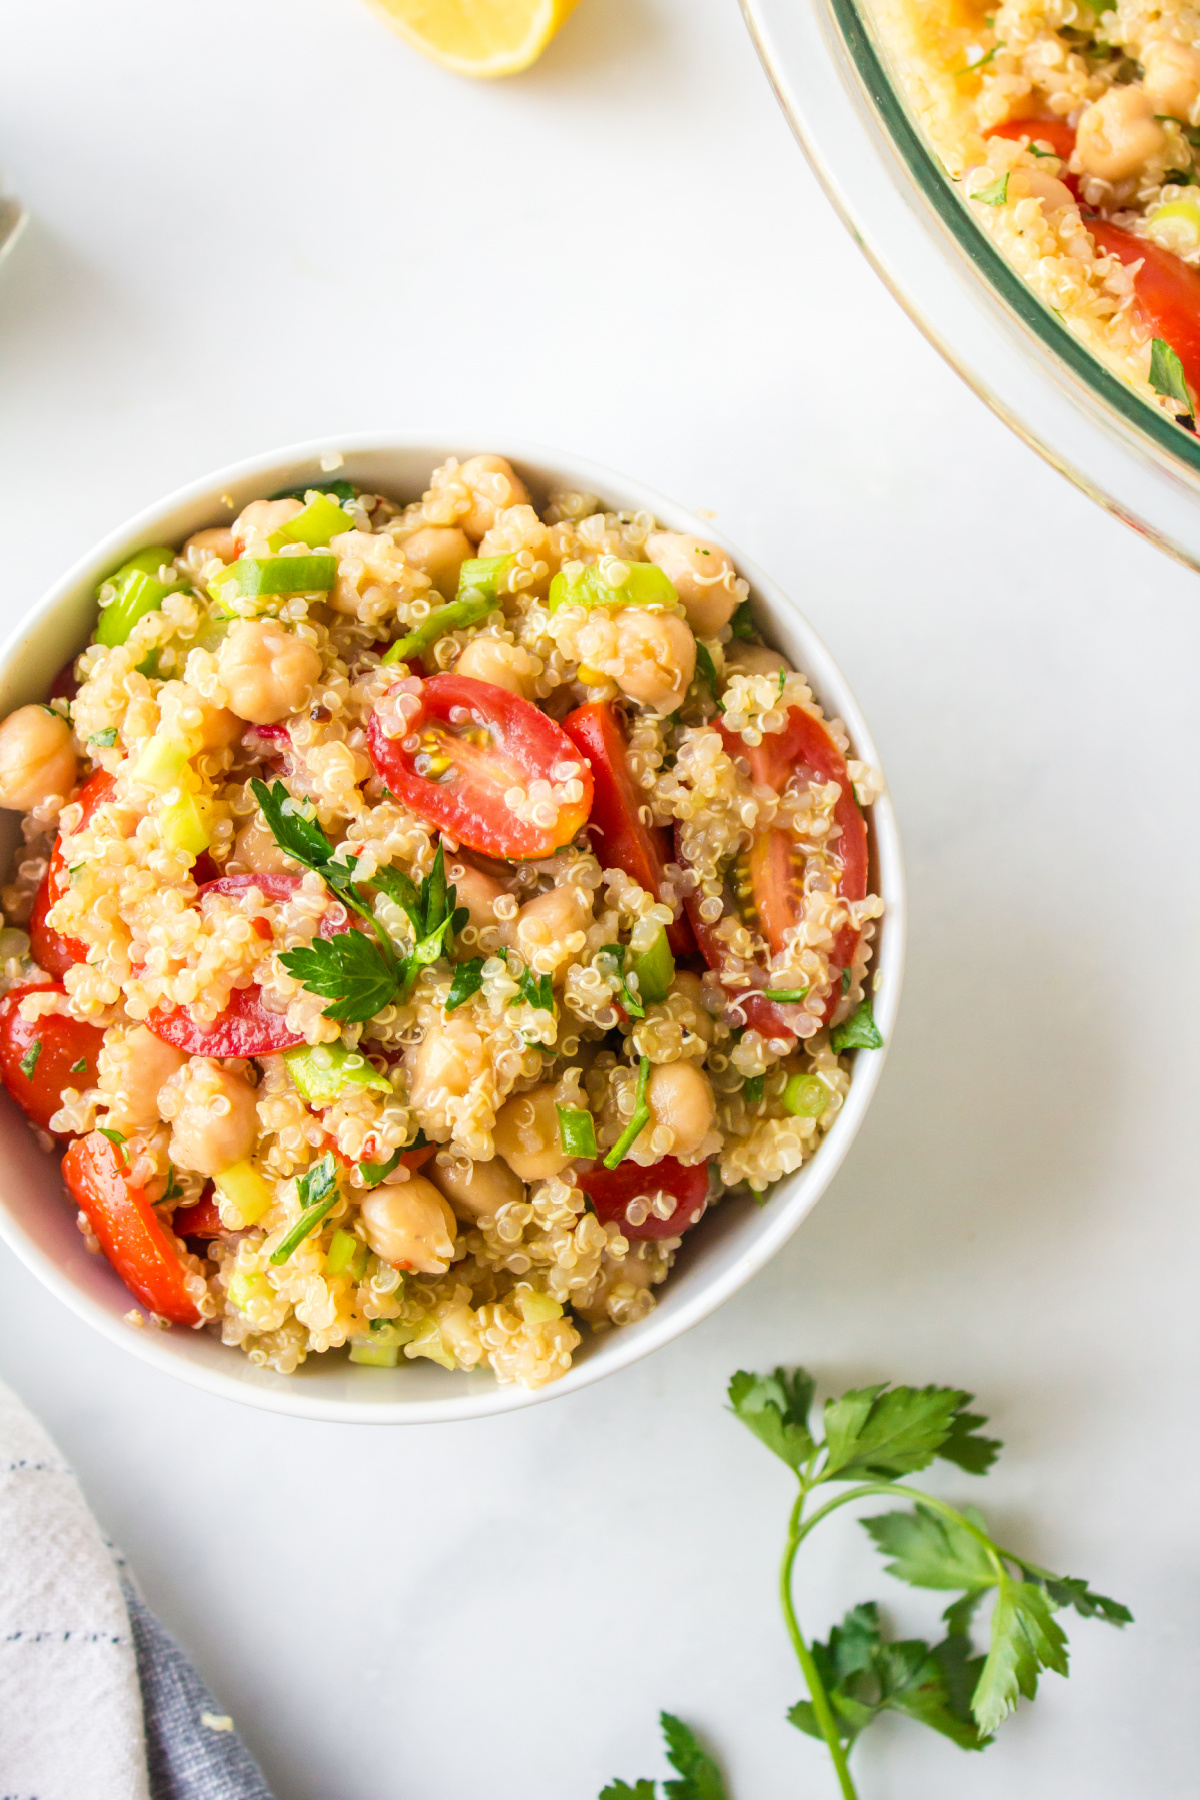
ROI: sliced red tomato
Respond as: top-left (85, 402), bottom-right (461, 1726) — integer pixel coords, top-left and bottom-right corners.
top-left (1089, 222), bottom-right (1200, 406)
top-left (681, 705), bottom-right (868, 1035)
top-left (145, 871), bottom-right (355, 1057)
top-left (63, 1131), bottom-right (202, 1325)
top-left (366, 674), bottom-right (594, 860)
top-left (576, 1155), bottom-right (708, 1241)
top-left (562, 701), bottom-right (695, 957)
top-left (29, 770), bottom-right (119, 977)
top-left (986, 118), bottom-right (1081, 200)
top-left (0, 984), bottom-right (105, 1133)
top-left (172, 1191), bottom-right (222, 1239)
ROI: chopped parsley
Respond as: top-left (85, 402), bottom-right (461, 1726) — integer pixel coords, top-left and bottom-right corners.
top-left (830, 997), bottom-right (884, 1053)
top-left (87, 727), bottom-right (118, 748)
top-left (1149, 337), bottom-right (1195, 420)
top-left (18, 1040), bottom-right (41, 1079)
top-left (971, 171), bottom-right (1009, 206)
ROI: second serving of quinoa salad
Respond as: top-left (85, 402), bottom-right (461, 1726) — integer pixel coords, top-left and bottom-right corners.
top-left (0, 454), bottom-right (884, 1388)
top-left (870, 0), bottom-right (1200, 429)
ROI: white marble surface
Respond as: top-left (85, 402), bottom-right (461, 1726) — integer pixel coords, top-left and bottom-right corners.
top-left (0, 2), bottom-right (1197, 1796)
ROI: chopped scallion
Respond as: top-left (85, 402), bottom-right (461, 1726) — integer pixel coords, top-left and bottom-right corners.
top-left (382, 591), bottom-right (498, 666)
top-left (603, 1057), bottom-right (652, 1169)
top-left (557, 1106), bottom-right (598, 1159)
top-left (781, 1072), bottom-right (828, 1118)
top-left (211, 554), bottom-right (336, 598)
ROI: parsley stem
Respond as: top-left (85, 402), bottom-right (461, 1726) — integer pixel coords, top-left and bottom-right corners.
top-left (780, 1489), bottom-right (860, 1800)
top-left (791, 1479), bottom-right (1005, 1581)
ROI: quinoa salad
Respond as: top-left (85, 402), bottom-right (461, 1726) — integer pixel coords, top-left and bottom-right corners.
top-left (0, 455), bottom-right (884, 1387)
top-left (871, 0), bottom-right (1200, 427)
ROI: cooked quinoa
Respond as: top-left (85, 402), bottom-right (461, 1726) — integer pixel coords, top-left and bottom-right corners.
top-left (869, 0), bottom-right (1200, 423)
top-left (0, 454), bottom-right (884, 1388)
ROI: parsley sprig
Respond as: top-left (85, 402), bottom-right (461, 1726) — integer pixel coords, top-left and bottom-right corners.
top-left (252, 780), bottom-right (465, 1022)
top-left (726, 1367), bottom-right (1130, 1795)
top-left (602, 1714), bottom-right (728, 1800)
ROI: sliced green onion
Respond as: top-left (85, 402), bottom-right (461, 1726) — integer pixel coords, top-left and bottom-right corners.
top-left (763, 986), bottom-right (809, 1003)
top-left (557, 1106), bottom-right (598, 1159)
top-left (549, 561), bottom-right (677, 614)
top-left (95, 547), bottom-right (183, 649)
top-left (830, 998), bottom-right (884, 1053)
top-left (455, 555), bottom-right (514, 601)
top-left (742, 1074), bottom-right (764, 1105)
top-left (630, 930), bottom-right (674, 1006)
top-left (283, 1041), bottom-right (391, 1105)
top-left (211, 554), bottom-right (336, 598)
top-left (781, 1073), bottom-right (827, 1118)
top-left (603, 1057), bottom-right (652, 1169)
top-left (268, 492), bottom-right (354, 550)
top-left (18, 1040), bottom-right (41, 1079)
top-left (348, 1336), bottom-right (400, 1367)
top-left (325, 1228), bottom-right (369, 1280)
top-left (382, 590), bottom-right (498, 666)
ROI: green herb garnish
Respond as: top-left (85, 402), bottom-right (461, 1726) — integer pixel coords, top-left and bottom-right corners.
top-left (742, 1075), bottom-right (764, 1104)
top-left (163, 1163), bottom-right (183, 1202)
top-left (830, 997), bottom-right (884, 1052)
top-left (1149, 337), bottom-right (1195, 419)
top-left (729, 600), bottom-right (756, 640)
top-left (601, 1714), bottom-right (728, 1800)
top-left (445, 957), bottom-right (485, 1012)
top-left (358, 1148), bottom-right (402, 1187)
top-left (603, 1056), bottom-right (652, 1169)
top-left (98, 1127), bottom-right (128, 1162)
top-left (18, 1040), bottom-right (41, 1079)
top-left (69, 1056), bottom-right (88, 1075)
top-left (972, 171), bottom-right (1009, 206)
top-left (270, 1151), bottom-right (340, 1265)
top-left (510, 965), bottom-right (554, 1012)
top-left (88, 728), bottom-right (118, 748)
top-left (694, 643), bottom-right (722, 709)
top-left (600, 943), bottom-right (645, 1019)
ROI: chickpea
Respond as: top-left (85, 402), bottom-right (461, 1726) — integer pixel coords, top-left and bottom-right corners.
top-left (493, 1083), bottom-right (575, 1181)
top-left (515, 882), bottom-right (594, 980)
top-left (404, 1015), bottom-right (487, 1117)
top-left (575, 1249), bottom-right (653, 1326)
top-left (1010, 167), bottom-right (1076, 215)
top-left (182, 525), bottom-right (238, 565)
top-left (645, 531), bottom-right (743, 635)
top-left (646, 1061), bottom-right (715, 1162)
top-left (453, 636), bottom-right (536, 698)
top-left (103, 1027), bottom-right (187, 1129)
top-left (400, 525), bottom-right (473, 599)
top-left (430, 1154), bottom-right (525, 1223)
top-left (449, 861), bottom-right (511, 944)
top-left (167, 1058), bottom-right (258, 1178)
top-left (159, 680), bottom-right (241, 752)
top-left (612, 608), bottom-right (695, 715)
top-left (230, 815), bottom-right (297, 875)
top-left (0, 706), bottom-right (77, 812)
top-left (1075, 85), bottom-right (1167, 183)
top-left (217, 621), bottom-right (323, 725)
top-left (457, 455), bottom-right (530, 542)
top-left (1142, 38), bottom-right (1200, 124)
top-left (231, 497), bottom-right (303, 557)
top-left (359, 1175), bottom-right (458, 1274)
top-left (723, 642), bottom-right (789, 679)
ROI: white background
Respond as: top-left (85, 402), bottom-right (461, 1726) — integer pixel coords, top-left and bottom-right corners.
top-left (0, 1), bottom-right (1197, 1796)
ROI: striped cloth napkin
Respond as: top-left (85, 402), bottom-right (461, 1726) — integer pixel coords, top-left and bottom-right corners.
top-left (0, 1377), bottom-right (276, 1800)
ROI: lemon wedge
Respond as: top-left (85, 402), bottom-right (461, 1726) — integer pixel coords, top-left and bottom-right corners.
top-left (367, 0), bottom-right (581, 77)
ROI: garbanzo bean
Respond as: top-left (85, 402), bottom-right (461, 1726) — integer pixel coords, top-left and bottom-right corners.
top-left (182, 526), bottom-right (238, 566)
top-left (448, 862), bottom-right (511, 939)
top-left (401, 525), bottom-right (473, 599)
top-left (493, 1083), bottom-right (575, 1181)
top-left (612, 608), bottom-right (696, 714)
top-left (453, 637), bottom-right (536, 697)
top-left (1142, 38), bottom-right (1200, 123)
top-left (230, 815), bottom-right (297, 875)
top-left (0, 706), bottom-right (77, 813)
top-left (104, 1026), bottom-right (188, 1130)
top-left (216, 621), bottom-right (323, 725)
top-left (644, 531), bottom-right (743, 635)
top-left (359, 1175), bottom-right (458, 1273)
top-left (723, 642), bottom-right (790, 679)
top-left (167, 1058), bottom-right (258, 1177)
top-left (1075, 85), bottom-right (1167, 183)
top-left (457, 455), bottom-right (530, 541)
top-left (405, 1015), bottom-right (487, 1117)
top-left (1016, 168), bottom-right (1077, 215)
top-left (646, 1061), bottom-right (715, 1161)
top-left (515, 882), bottom-right (594, 979)
top-left (231, 498), bottom-right (303, 557)
top-left (430, 1154), bottom-right (525, 1222)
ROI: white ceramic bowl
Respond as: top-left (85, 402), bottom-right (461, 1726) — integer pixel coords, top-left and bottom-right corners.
top-left (0, 434), bottom-right (905, 1424)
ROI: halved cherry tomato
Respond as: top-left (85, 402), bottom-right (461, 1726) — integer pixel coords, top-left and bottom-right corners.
top-left (172, 1191), bottom-right (222, 1239)
top-left (145, 871), bottom-right (356, 1057)
top-left (1089, 221), bottom-right (1200, 405)
top-left (366, 674), bottom-right (594, 860)
top-left (0, 984), bottom-right (105, 1133)
top-left (562, 701), bottom-right (695, 957)
top-left (986, 119), bottom-right (1081, 200)
top-left (576, 1155), bottom-right (708, 1241)
top-left (29, 770), bottom-right (119, 977)
top-left (63, 1131), bottom-right (202, 1325)
top-left (680, 705), bottom-right (868, 1035)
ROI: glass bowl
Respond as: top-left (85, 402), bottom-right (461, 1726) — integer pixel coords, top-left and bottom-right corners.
top-left (741, 0), bottom-right (1200, 570)
top-left (0, 433), bottom-right (904, 1424)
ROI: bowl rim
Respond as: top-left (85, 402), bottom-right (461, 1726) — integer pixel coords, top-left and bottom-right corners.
top-left (741, 0), bottom-right (1200, 573)
top-left (0, 431), bottom-right (906, 1424)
